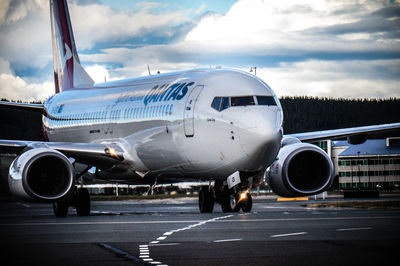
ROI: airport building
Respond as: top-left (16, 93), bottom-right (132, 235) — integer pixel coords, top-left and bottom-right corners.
top-left (318, 138), bottom-right (400, 190)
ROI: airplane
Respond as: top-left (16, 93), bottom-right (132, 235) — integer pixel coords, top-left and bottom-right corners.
top-left (0, 0), bottom-right (399, 217)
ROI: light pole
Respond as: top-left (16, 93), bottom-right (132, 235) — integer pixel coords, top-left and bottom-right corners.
top-left (250, 67), bottom-right (257, 76)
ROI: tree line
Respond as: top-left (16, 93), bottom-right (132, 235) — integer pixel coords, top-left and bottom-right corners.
top-left (280, 97), bottom-right (400, 134)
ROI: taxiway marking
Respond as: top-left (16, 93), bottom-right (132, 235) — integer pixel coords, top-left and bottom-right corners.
top-left (271, 232), bottom-right (307, 238)
top-left (336, 227), bottom-right (372, 231)
top-left (213, 238), bottom-right (242, 243)
top-left (141, 214), bottom-right (234, 266)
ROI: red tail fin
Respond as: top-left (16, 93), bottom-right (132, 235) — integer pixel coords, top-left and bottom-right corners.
top-left (50, 0), bottom-right (94, 93)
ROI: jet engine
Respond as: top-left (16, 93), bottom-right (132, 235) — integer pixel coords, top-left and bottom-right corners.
top-left (266, 138), bottom-right (334, 197)
top-left (8, 148), bottom-right (75, 201)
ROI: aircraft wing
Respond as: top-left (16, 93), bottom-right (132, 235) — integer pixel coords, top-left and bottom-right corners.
top-left (0, 101), bottom-right (44, 112)
top-left (286, 122), bottom-right (400, 142)
top-left (0, 140), bottom-right (124, 169)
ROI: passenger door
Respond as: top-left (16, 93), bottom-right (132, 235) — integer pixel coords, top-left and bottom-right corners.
top-left (184, 85), bottom-right (204, 137)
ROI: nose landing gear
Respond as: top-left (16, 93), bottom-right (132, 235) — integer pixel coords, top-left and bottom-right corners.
top-left (197, 180), bottom-right (253, 213)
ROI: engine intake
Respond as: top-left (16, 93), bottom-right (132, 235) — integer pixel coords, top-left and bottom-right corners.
top-left (266, 140), bottom-right (333, 197)
top-left (9, 148), bottom-right (74, 201)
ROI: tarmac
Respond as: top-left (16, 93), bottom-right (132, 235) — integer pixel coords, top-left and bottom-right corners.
top-left (0, 195), bottom-right (399, 265)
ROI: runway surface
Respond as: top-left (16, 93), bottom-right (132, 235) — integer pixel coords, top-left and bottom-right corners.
top-left (1, 197), bottom-right (399, 265)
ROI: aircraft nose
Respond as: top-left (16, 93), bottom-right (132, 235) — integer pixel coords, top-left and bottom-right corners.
top-left (238, 108), bottom-right (282, 157)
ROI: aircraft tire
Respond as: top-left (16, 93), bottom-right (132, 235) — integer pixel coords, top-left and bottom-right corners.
top-left (221, 192), bottom-right (240, 213)
top-left (53, 200), bottom-right (68, 217)
top-left (199, 186), bottom-right (214, 213)
top-left (75, 188), bottom-right (91, 216)
top-left (241, 193), bottom-right (252, 212)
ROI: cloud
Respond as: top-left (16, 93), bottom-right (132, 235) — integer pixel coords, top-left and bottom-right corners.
top-left (0, 0), bottom-right (399, 101)
top-left (255, 59), bottom-right (400, 98)
top-left (0, 72), bottom-right (53, 101)
top-left (196, 3), bottom-right (207, 15)
top-left (68, 2), bottom-right (191, 50)
top-left (85, 64), bottom-right (110, 83)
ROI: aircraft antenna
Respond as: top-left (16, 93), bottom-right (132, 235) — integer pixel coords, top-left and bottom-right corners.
top-left (147, 64), bottom-right (152, 76)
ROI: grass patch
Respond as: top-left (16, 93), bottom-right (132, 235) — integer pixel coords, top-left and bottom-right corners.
top-left (307, 200), bottom-right (400, 209)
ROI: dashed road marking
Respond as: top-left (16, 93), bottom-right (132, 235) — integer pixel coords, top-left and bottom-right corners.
top-left (140, 214), bottom-right (234, 266)
top-left (271, 232), bottom-right (307, 238)
top-left (213, 238), bottom-right (242, 243)
top-left (337, 227), bottom-right (372, 231)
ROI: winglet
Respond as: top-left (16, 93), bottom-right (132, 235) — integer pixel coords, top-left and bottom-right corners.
top-left (50, 0), bottom-right (94, 93)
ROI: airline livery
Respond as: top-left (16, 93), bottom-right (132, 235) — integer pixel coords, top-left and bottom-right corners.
top-left (1, 0), bottom-right (399, 217)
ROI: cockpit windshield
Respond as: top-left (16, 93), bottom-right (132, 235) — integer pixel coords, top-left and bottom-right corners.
top-left (231, 96), bottom-right (255, 107)
top-left (211, 95), bottom-right (277, 112)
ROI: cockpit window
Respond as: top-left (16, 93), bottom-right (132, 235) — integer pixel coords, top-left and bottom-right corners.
top-left (211, 97), bottom-right (230, 111)
top-left (256, 96), bottom-right (277, 106)
top-left (231, 96), bottom-right (255, 107)
top-left (211, 95), bottom-right (277, 112)
top-left (221, 97), bottom-right (230, 111)
top-left (211, 97), bottom-right (221, 111)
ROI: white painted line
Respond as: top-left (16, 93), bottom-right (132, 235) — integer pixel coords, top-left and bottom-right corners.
top-left (337, 227), bottom-right (372, 231)
top-left (271, 232), bottom-right (307, 238)
top-left (140, 214), bottom-right (234, 266)
top-left (213, 238), bottom-right (242, 243)
top-left (148, 243), bottom-right (181, 247)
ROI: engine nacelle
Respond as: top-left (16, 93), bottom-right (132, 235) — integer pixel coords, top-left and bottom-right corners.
top-left (9, 148), bottom-right (75, 201)
top-left (266, 140), bottom-right (334, 197)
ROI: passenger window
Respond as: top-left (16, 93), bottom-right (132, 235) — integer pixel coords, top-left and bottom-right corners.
top-left (231, 96), bottom-right (255, 107)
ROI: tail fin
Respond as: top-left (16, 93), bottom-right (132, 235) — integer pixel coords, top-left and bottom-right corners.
top-left (50, 0), bottom-right (94, 93)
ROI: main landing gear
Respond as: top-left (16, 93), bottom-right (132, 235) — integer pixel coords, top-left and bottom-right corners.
top-left (53, 187), bottom-right (91, 217)
top-left (198, 181), bottom-right (253, 213)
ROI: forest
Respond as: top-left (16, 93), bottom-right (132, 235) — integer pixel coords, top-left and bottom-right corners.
top-left (280, 97), bottom-right (400, 134)
top-left (0, 97), bottom-right (399, 140)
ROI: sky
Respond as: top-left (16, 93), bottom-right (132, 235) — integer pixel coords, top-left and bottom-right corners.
top-left (0, 0), bottom-right (399, 101)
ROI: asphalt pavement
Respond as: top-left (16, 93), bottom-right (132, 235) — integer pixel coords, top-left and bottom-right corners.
top-left (1, 196), bottom-right (399, 265)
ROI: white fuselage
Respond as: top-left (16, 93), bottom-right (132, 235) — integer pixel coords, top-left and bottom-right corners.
top-left (43, 68), bottom-right (283, 182)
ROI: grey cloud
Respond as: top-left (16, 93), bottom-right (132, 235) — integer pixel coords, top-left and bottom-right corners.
top-left (309, 17), bottom-right (400, 36)
top-left (371, 5), bottom-right (400, 18)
